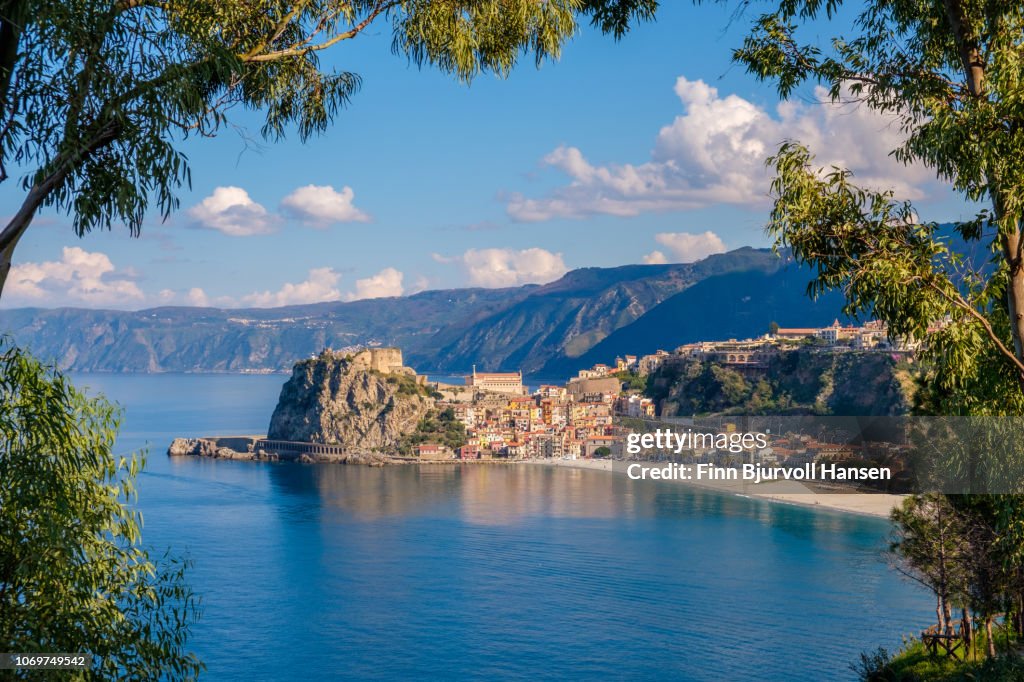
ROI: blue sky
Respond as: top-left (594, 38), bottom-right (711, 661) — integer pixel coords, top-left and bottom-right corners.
top-left (1, 2), bottom-right (973, 309)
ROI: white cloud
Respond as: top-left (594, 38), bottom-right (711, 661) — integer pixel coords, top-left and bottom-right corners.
top-left (189, 184), bottom-right (370, 234)
top-left (280, 184), bottom-right (370, 226)
top-left (441, 247), bottom-right (568, 288)
top-left (653, 231), bottom-right (727, 263)
top-left (507, 77), bottom-right (938, 222)
top-left (167, 267), bottom-right (404, 308)
top-left (345, 267), bottom-right (404, 301)
top-left (186, 287), bottom-right (211, 307)
top-left (147, 286), bottom-right (233, 308)
top-left (408, 275), bottom-right (431, 295)
top-left (188, 186), bottom-right (277, 236)
top-left (642, 250), bottom-right (668, 264)
top-left (5, 247), bottom-right (145, 307)
top-left (241, 267), bottom-right (343, 307)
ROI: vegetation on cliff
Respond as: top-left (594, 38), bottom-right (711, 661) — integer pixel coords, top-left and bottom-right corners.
top-left (396, 408), bottom-right (468, 456)
top-left (612, 370), bottom-right (648, 392)
top-left (654, 350), bottom-right (913, 417)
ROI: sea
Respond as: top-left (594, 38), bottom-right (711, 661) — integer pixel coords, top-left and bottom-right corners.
top-left (69, 372), bottom-right (930, 681)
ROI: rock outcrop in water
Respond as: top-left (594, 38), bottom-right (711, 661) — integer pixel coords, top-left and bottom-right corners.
top-left (168, 437), bottom-right (258, 460)
top-left (167, 435), bottom-right (396, 464)
top-left (266, 348), bottom-right (435, 452)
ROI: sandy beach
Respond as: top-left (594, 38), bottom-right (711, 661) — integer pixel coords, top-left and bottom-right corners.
top-left (532, 457), bottom-right (904, 519)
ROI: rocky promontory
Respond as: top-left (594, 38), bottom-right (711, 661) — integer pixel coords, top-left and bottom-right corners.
top-left (168, 347), bottom-right (465, 464)
top-left (266, 347), bottom-right (436, 451)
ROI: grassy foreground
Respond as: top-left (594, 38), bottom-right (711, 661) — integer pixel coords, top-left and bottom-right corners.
top-left (854, 626), bottom-right (1024, 681)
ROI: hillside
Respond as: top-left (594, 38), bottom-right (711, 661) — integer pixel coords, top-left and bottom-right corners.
top-left (0, 247), bottom-right (842, 375)
top-left (420, 247), bottom-right (784, 373)
top-left (541, 259), bottom-right (850, 376)
top-left (0, 287), bottom-right (524, 373)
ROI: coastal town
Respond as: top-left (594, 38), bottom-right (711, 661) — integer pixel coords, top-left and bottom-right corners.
top-left (418, 318), bottom-right (914, 477)
top-left (170, 317), bottom-right (914, 488)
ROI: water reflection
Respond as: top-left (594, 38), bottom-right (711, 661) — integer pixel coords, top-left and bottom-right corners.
top-left (265, 463), bottom-right (890, 539)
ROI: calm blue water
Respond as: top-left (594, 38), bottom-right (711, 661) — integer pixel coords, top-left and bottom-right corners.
top-left (72, 373), bottom-right (930, 681)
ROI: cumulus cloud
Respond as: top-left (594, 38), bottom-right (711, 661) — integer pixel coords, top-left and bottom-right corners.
top-left (345, 267), bottom-right (404, 301)
top-left (188, 186), bottom-right (277, 236)
top-left (5, 247), bottom-right (144, 307)
top-left (642, 251), bottom-right (668, 264)
top-left (280, 184), bottom-right (370, 226)
top-left (653, 231), bottom-right (727, 262)
top-left (507, 77), bottom-right (939, 222)
top-left (186, 287), bottom-right (211, 307)
top-left (241, 267), bottom-right (343, 307)
top-left (408, 275), bottom-right (432, 294)
top-left (439, 247), bottom-right (568, 287)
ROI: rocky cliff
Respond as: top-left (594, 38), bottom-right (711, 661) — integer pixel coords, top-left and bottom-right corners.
top-left (266, 348), bottom-right (436, 451)
top-left (656, 349), bottom-right (913, 417)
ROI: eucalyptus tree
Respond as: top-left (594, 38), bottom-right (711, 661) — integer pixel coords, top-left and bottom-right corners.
top-left (725, 1), bottom-right (1024, 651)
top-left (0, 0), bottom-right (653, 297)
top-left (0, 340), bottom-right (202, 679)
top-left (717, 1), bottom-right (1024, 411)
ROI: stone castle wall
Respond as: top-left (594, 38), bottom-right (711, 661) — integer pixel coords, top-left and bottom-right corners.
top-left (567, 377), bottom-right (621, 397)
top-left (348, 347), bottom-right (410, 375)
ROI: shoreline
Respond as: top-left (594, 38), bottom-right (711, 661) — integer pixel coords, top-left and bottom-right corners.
top-left (168, 437), bottom-right (902, 519)
top-left (529, 457), bottom-right (904, 519)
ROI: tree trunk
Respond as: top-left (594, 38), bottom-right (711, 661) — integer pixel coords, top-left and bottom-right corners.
top-left (961, 608), bottom-right (973, 650)
top-left (1005, 615), bottom-right (1012, 655)
top-left (992, 191), bottom-right (1024, 391)
top-left (1005, 231), bottom-right (1024, 370)
top-left (936, 511), bottom-right (953, 635)
top-left (0, 231), bottom-right (22, 297)
top-left (986, 616), bottom-right (996, 658)
top-left (0, 118), bottom-right (123, 301)
top-left (0, 189), bottom-right (42, 300)
top-left (943, 0), bottom-right (986, 97)
top-left (1011, 589), bottom-right (1019, 638)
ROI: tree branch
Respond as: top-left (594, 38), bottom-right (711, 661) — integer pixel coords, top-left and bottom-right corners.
top-left (943, 0), bottom-right (986, 97)
top-left (0, 119), bottom-right (122, 255)
top-left (113, 0), bottom-right (167, 12)
top-left (925, 279), bottom-right (1024, 377)
top-left (247, 1), bottom-right (398, 62)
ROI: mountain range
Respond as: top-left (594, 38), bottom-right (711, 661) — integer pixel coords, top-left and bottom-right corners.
top-left (0, 247), bottom-right (850, 377)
